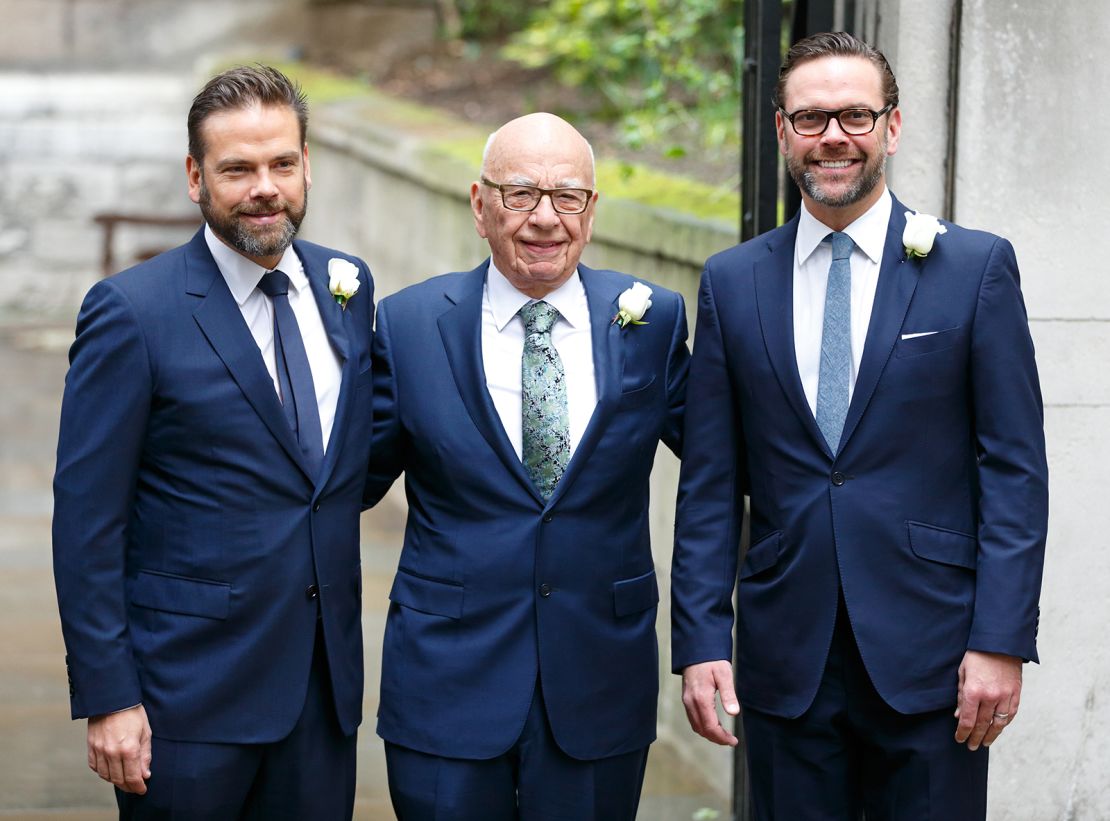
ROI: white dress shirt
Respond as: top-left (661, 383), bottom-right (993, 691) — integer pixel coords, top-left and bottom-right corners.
top-left (204, 225), bottom-right (343, 450)
top-left (481, 261), bottom-right (598, 461)
top-left (793, 188), bottom-right (892, 416)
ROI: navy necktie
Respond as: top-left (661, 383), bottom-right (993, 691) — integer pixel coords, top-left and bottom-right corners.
top-left (815, 231), bottom-right (854, 454)
top-left (258, 270), bottom-right (324, 476)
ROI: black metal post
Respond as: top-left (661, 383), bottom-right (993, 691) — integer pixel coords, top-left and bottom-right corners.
top-left (740, 0), bottom-right (785, 243)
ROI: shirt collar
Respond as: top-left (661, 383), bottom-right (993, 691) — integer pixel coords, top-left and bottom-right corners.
top-left (486, 259), bottom-right (588, 332)
top-left (204, 224), bottom-right (307, 306)
top-left (796, 186), bottom-right (892, 267)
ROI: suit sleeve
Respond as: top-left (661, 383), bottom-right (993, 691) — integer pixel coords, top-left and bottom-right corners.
top-left (661, 292), bottom-right (690, 457)
top-left (966, 238), bottom-right (1049, 662)
top-left (363, 298), bottom-right (405, 507)
top-left (52, 280), bottom-right (151, 719)
top-left (670, 262), bottom-right (745, 672)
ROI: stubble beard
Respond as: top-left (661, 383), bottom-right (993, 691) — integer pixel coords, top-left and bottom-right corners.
top-left (198, 176), bottom-right (307, 260)
top-left (787, 138), bottom-right (888, 208)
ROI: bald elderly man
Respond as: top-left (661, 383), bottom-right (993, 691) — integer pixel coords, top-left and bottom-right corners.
top-left (364, 113), bottom-right (690, 820)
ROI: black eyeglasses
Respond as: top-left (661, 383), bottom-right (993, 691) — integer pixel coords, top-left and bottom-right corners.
top-left (481, 178), bottom-right (594, 215)
top-left (780, 104), bottom-right (894, 136)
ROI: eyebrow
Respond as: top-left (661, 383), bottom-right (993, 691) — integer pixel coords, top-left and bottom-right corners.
top-left (503, 175), bottom-right (589, 188)
top-left (213, 151), bottom-right (301, 171)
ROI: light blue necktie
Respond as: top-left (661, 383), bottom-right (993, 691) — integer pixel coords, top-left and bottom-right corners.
top-left (519, 301), bottom-right (570, 500)
top-left (815, 231), bottom-right (853, 454)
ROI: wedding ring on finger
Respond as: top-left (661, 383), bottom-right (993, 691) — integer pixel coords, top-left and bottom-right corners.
top-left (992, 712), bottom-right (1010, 722)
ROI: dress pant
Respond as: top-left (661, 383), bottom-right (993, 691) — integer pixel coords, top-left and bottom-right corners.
top-left (385, 681), bottom-right (649, 821)
top-left (742, 593), bottom-right (988, 821)
top-left (117, 622), bottom-right (357, 821)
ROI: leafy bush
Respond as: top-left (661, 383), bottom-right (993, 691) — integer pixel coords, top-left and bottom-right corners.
top-left (503, 0), bottom-right (741, 154)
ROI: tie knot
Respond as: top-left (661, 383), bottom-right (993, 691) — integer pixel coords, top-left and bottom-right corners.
top-left (258, 270), bottom-right (290, 298)
top-left (829, 232), bottom-right (854, 261)
top-left (519, 300), bottom-right (560, 336)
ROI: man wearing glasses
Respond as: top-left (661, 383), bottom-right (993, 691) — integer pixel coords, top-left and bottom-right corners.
top-left (364, 112), bottom-right (689, 819)
top-left (672, 32), bottom-right (1047, 819)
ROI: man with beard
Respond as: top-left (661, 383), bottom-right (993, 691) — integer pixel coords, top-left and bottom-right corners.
top-left (52, 65), bottom-right (374, 819)
top-left (671, 32), bottom-right (1047, 819)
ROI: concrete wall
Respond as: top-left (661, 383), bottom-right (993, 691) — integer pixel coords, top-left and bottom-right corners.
top-left (875, 1), bottom-right (1110, 817)
top-left (0, 72), bottom-right (198, 320)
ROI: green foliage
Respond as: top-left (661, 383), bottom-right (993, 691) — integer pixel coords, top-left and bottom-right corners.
top-left (454, 0), bottom-right (528, 40)
top-left (503, 0), bottom-right (742, 154)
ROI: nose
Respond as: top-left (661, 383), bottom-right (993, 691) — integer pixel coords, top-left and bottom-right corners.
top-left (820, 116), bottom-right (850, 145)
top-left (251, 169), bottom-right (279, 199)
top-left (528, 193), bottom-right (561, 228)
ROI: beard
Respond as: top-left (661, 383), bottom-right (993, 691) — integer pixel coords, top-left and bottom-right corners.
top-left (786, 139), bottom-right (887, 208)
top-left (198, 176), bottom-right (307, 260)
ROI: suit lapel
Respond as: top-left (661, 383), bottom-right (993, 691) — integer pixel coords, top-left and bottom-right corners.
top-left (438, 262), bottom-right (543, 503)
top-left (298, 242), bottom-right (353, 492)
top-left (753, 218), bottom-right (831, 455)
top-left (545, 265), bottom-right (623, 509)
top-left (838, 198), bottom-right (920, 450)
top-left (185, 231), bottom-right (315, 481)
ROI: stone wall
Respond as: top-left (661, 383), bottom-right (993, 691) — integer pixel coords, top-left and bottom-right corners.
top-left (875, 1), bottom-right (1110, 817)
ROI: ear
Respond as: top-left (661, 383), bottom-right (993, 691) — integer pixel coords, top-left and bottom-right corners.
top-left (470, 181), bottom-right (489, 239)
top-left (583, 191), bottom-right (599, 243)
top-left (186, 155), bottom-right (202, 205)
top-left (775, 109), bottom-right (789, 157)
top-left (885, 106), bottom-right (902, 157)
top-left (303, 144), bottom-right (312, 190)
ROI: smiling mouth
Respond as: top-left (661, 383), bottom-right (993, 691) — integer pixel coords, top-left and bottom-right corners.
top-left (816, 159), bottom-right (856, 169)
top-left (523, 240), bottom-right (563, 254)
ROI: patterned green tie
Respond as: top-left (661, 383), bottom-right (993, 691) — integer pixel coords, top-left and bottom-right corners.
top-left (520, 300), bottom-right (570, 500)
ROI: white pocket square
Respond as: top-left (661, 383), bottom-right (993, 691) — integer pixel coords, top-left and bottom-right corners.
top-left (901, 331), bottom-right (939, 340)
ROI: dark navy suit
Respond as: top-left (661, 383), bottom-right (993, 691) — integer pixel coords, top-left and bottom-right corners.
top-left (672, 196), bottom-right (1048, 817)
top-left (365, 261), bottom-right (688, 817)
top-left (53, 229), bottom-right (374, 815)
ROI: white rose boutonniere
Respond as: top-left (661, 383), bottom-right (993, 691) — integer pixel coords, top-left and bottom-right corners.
top-left (902, 211), bottom-right (948, 260)
top-left (328, 258), bottom-right (361, 309)
top-left (613, 281), bottom-right (653, 328)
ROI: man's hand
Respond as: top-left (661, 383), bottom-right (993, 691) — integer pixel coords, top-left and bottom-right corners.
top-left (87, 704), bottom-right (152, 794)
top-left (681, 660), bottom-right (741, 746)
top-left (954, 650), bottom-right (1022, 751)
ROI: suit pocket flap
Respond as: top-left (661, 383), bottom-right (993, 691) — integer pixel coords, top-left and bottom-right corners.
top-left (131, 570), bottom-right (230, 620)
top-left (908, 521), bottom-right (977, 569)
top-left (740, 530), bottom-right (783, 579)
top-left (613, 569), bottom-right (659, 617)
top-left (389, 569), bottom-right (463, 619)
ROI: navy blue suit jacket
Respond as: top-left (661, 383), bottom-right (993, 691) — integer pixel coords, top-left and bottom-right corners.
top-left (671, 196), bottom-right (1048, 717)
top-left (53, 229), bottom-right (374, 742)
top-left (365, 261), bottom-right (689, 760)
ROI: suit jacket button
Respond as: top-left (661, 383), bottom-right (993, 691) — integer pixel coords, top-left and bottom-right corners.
top-left (539, 583), bottom-right (552, 597)
top-left (312, 502), bottom-right (321, 512)
top-left (543, 513), bottom-right (554, 523)
top-left (831, 471), bottom-right (846, 486)
top-left (306, 584), bottom-right (319, 600)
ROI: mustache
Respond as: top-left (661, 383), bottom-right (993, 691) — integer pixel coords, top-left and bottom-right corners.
top-left (233, 200), bottom-right (291, 217)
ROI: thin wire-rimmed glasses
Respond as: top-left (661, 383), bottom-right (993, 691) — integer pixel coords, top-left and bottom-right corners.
top-left (780, 104), bottom-right (894, 136)
top-left (480, 178), bottom-right (594, 215)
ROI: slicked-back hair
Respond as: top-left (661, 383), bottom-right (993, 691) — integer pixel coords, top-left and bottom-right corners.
top-left (773, 31), bottom-right (899, 111)
top-left (187, 65), bottom-right (308, 163)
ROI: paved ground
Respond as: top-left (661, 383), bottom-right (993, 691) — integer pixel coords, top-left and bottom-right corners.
top-left (0, 319), bottom-right (728, 820)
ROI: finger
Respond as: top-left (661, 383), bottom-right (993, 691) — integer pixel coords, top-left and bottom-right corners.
top-left (982, 713), bottom-right (1008, 747)
top-left (954, 691), bottom-right (978, 743)
top-left (714, 666), bottom-right (740, 717)
top-left (93, 747), bottom-right (113, 783)
top-left (682, 679), bottom-right (737, 746)
top-left (141, 731), bottom-right (153, 779)
top-left (122, 748), bottom-right (148, 795)
top-left (106, 750), bottom-right (127, 789)
top-left (966, 702), bottom-right (996, 751)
